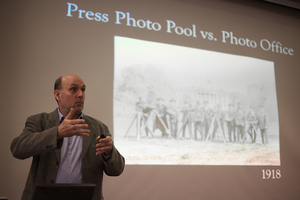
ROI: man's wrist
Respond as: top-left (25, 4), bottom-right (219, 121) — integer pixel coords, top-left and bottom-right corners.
top-left (102, 153), bottom-right (112, 161)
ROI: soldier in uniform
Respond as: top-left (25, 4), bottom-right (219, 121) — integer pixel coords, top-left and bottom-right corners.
top-left (203, 101), bottom-right (213, 139)
top-left (224, 103), bottom-right (236, 142)
top-left (257, 105), bottom-right (268, 144)
top-left (235, 103), bottom-right (245, 143)
top-left (246, 106), bottom-right (258, 143)
top-left (154, 97), bottom-right (169, 137)
top-left (194, 101), bottom-right (205, 140)
top-left (167, 99), bottom-right (179, 138)
top-left (181, 100), bottom-right (193, 139)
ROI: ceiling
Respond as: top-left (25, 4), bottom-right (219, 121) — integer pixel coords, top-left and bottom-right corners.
top-left (263, 0), bottom-right (300, 9)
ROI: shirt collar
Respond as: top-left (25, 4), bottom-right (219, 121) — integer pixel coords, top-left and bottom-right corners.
top-left (57, 108), bottom-right (83, 123)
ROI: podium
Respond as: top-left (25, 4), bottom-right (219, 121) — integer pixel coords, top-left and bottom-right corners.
top-left (31, 183), bottom-right (96, 200)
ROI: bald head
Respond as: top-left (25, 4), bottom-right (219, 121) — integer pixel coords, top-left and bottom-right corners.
top-left (54, 74), bottom-right (83, 90)
top-left (54, 74), bottom-right (86, 118)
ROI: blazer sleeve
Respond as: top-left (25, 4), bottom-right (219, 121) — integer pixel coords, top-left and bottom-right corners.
top-left (92, 118), bottom-right (125, 176)
top-left (10, 113), bottom-right (62, 160)
top-left (102, 144), bottom-right (125, 176)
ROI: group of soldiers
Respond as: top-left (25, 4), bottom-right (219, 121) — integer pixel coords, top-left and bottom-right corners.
top-left (130, 97), bottom-right (269, 144)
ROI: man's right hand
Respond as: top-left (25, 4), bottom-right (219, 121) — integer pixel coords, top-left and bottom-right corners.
top-left (57, 108), bottom-right (90, 140)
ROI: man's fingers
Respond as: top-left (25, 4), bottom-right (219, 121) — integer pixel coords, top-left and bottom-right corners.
top-left (97, 136), bottom-right (111, 142)
top-left (66, 108), bottom-right (74, 119)
top-left (72, 124), bottom-right (90, 133)
top-left (73, 123), bottom-right (89, 129)
top-left (74, 128), bottom-right (90, 137)
top-left (95, 145), bottom-right (112, 156)
top-left (96, 137), bottom-right (112, 147)
top-left (95, 137), bottom-right (112, 155)
top-left (65, 119), bottom-right (86, 126)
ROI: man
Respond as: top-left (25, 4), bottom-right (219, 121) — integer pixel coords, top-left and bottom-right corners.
top-left (203, 101), bottom-right (213, 139)
top-left (154, 97), bottom-right (169, 137)
top-left (181, 100), bottom-right (193, 139)
top-left (224, 103), bottom-right (236, 143)
top-left (166, 99), bottom-right (179, 138)
top-left (257, 105), bottom-right (268, 144)
top-left (135, 97), bottom-right (154, 138)
top-left (211, 104), bottom-right (225, 142)
top-left (10, 74), bottom-right (125, 200)
top-left (235, 103), bottom-right (245, 143)
top-left (193, 101), bottom-right (205, 141)
top-left (246, 106), bottom-right (259, 143)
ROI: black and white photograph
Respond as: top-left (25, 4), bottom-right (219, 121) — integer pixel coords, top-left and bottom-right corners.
top-left (113, 36), bottom-right (280, 166)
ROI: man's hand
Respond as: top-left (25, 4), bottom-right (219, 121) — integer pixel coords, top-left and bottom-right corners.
top-left (96, 135), bottom-right (113, 156)
top-left (57, 108), bottom-right (90, 140)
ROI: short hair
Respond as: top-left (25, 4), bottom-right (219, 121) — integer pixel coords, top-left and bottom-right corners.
top-left (54, 76), bottom-right (62, 91)
top-left (54, 76), bottom-right (62, 103)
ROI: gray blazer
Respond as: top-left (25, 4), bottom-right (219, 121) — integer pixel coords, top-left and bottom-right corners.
top-left (11, 109), bottom-right (125, 200)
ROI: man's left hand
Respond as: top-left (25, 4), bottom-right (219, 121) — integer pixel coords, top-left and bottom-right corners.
top-left (96, 136), bottom-right (113, 156)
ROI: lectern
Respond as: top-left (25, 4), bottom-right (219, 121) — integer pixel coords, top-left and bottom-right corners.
top-left (31, 183), bottom-right (96, 200)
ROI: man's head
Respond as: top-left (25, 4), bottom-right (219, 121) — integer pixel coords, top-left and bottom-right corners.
top-left (54, 74), bottom-right (86, 118)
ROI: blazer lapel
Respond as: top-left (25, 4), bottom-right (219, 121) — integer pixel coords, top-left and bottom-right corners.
top-left (82, 115), bottom-right (94, 157)
top-left (46, 109), bottom-right (61, 162)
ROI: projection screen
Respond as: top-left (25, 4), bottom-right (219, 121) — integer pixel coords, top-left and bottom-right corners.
top-left (0, 0), bottom-right (299, 200)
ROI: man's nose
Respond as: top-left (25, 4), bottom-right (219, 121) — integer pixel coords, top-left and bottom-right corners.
top-left (77, 90), bottom-right (84, 98)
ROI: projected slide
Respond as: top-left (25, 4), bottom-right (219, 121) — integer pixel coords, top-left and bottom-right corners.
top-left (113, 36), bottom-right (280, 166)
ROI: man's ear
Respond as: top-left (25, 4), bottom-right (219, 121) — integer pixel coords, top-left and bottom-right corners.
top-left (54, 90), bottom-right (61, 102)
